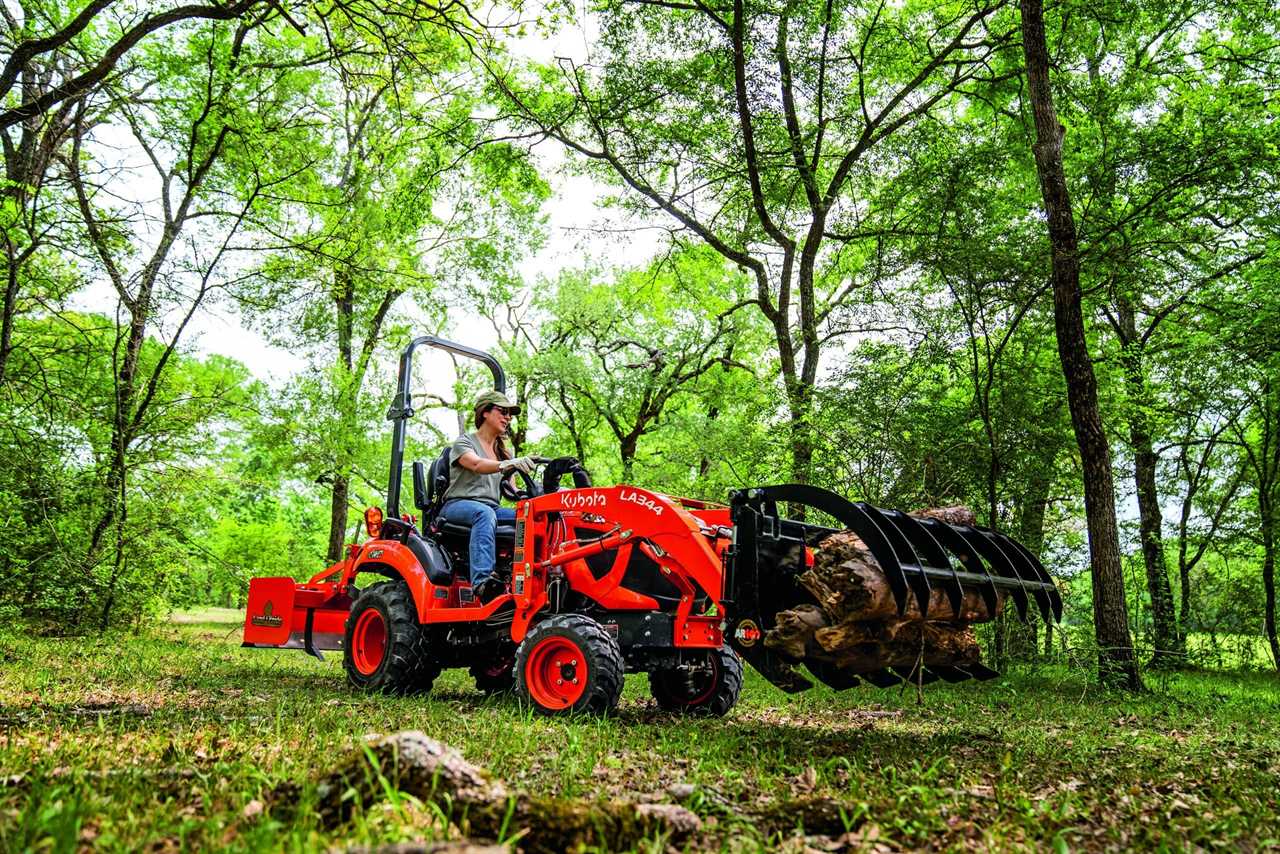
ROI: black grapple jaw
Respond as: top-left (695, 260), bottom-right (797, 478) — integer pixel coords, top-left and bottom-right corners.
top-left (722, 484), bottom-right (1062, 692)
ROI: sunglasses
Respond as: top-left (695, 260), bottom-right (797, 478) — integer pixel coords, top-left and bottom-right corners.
top-left (489, 406), bottom-right (516, 417)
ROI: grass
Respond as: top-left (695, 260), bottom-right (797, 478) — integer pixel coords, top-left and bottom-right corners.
top-left (1, 609), bottom-right (1278, 852)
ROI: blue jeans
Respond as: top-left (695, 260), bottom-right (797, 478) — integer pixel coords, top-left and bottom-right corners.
top-left (439, 499), bottom-right (515, 585)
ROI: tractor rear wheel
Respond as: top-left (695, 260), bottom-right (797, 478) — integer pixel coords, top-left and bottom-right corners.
top-left (649, 647), bottom-right (743, 716)
top-left (515, 614), bottom-right (624, 715)
top-left (343, 580), bottom-right (440, 694)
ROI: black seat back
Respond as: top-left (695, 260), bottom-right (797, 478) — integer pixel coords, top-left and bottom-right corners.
top-left (414, 446), bottom-right (453, 526)
top-left (412, 461), bottom-right (429, 513)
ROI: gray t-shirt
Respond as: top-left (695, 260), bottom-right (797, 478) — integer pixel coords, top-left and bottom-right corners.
top-left (443, 432), bottom-right (502, 505)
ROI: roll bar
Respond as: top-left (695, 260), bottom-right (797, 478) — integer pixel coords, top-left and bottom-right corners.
top-left (385, 336), bottom-right (506, 517)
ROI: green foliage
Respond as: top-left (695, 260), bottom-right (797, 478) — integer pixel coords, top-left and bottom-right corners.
top-left (523, 245), bottom-right (774, 490)
top-left (1, 0), bottom-right (1278, 675)
top-left (0, 315), bottom-right (257, 629)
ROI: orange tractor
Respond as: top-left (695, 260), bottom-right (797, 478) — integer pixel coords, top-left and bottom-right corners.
top-left (243, 336), bottom-right (1059, 715)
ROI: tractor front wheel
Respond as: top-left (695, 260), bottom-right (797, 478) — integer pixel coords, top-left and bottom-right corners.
top-left (649, 647), bottom-right (743, 716)
top-left (515, 615), bottom-right (624, 715)
top-left (343, 580), bottom-right (439, 694)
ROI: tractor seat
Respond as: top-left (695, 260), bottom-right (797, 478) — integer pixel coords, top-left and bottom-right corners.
top-left (414, 447), bottom-right (516, 544)
top-left (437, 519), bottom-right (517, 543)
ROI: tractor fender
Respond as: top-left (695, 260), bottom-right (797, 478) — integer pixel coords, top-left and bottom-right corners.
top-left (349, 541), bottom-right (434, 622)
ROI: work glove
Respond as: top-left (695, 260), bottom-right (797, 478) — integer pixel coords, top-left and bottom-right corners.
top-left (499, 456), bottom-right (537, 475)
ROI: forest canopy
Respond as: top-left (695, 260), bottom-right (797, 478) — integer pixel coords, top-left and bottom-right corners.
top-left (1, 0), bottom-right (1278, 689)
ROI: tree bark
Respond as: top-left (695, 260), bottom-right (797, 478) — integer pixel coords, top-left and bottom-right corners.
top-left (1116, 299), bottom-right (1182, 664)
top-left (1263, 514), bottom-right (1279, 671)
top-left (1020, 0), bottom-right (1140, 689)
top-left (326, 474), bottom-right (351, 564)
top-left (1006, 469), bottom-right (1052, 659)
top-left (327, 267), bottom-right (356, 563)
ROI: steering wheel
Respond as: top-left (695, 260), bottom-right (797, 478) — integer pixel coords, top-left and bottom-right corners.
top-left (500, 457), bottom-right (548, 502)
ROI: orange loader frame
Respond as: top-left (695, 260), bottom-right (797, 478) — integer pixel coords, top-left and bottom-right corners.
top-left (244, 484), bottom-right (730, 657)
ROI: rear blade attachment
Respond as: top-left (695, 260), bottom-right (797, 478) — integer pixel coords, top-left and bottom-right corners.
top-left (723, 484), bottom-right (1061, 692)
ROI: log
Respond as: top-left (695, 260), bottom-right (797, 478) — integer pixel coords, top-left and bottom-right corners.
top-left (762, 506), bottom-right (996, 677)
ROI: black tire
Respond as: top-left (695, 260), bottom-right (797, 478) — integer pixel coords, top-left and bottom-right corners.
top-left (343, 580), bottom-right (440, 694)
top-left (470, 653), bottom-right (516, 695)
top-left (649, 647), bottom-right (743, 716)
top-left (515, 614), bottom-right (624, 715)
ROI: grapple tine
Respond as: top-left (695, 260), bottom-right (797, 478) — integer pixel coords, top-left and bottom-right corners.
top-left (918, 519), bottom-right (1000, 619)
top-left (958, 662), bottom-right (1001, 681)
top-left (956, 527), bottom-right (1031, 620)
top-left (806, 660), bottom-right (862, 691)
top-left (927, 665), bottom-right (973, 683)
top-left (1003, 536), bottom-right (1064, 621)
top-left (861, 504), bottom-right (932, 618)
top-left (892, 664), bottom-right (940, 685)
top-left (979, 527), bottom-right (1054, 623)
top-left (861, 668), bottom-right (903, 688)
top-left (888, 510), bottom-right (965, 617)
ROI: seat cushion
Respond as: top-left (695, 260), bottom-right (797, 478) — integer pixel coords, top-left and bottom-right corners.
top-left (439, 521), bottom-right (516, 542)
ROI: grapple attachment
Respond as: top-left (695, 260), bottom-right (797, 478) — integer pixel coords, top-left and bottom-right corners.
top-left (724, 485), bottom-right (1061, 691)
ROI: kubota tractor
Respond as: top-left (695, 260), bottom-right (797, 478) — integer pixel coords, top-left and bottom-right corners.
top-left (243, 336), bottom-right (1060, 716)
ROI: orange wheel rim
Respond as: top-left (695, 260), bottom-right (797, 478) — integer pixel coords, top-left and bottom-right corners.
top-left (352, 609), bottom-right (387, 675)
top-left (525, 636), bottom-right (587, 708)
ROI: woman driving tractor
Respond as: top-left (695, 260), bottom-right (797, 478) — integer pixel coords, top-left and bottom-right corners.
top-left (439, 390), bottom-right (538, 603)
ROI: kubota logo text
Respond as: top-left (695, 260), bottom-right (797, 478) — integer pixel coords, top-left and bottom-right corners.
top-left (560, 490), bottom-right (607, 510)
top-left (620, 489), bottom-right (663, 516)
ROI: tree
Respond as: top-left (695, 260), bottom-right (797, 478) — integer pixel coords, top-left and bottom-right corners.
top-left (0, 0), bottom-right (284, 384)
top-left (1020, 0), bottom-right (1139, 689)
top-left (490, 0), bottom-right (1020, 490)
top-left (1049, 0), bottom-right (1278, 666)
top-left (61, 14), bottom-right (316, 625)
top-left (533, 246), bottom-right (762, 484)
top-left (0, 313), bottom-right (254, 629)
top-left (249, 23), bottom-right (546, 561)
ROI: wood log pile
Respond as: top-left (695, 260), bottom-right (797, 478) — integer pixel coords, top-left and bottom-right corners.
top-left (764, 506), bottom-right (1002, 675)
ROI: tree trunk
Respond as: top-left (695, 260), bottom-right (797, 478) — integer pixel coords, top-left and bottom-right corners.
top-left (783, 379), bottom-right (814, 519)
top-left (620, 433), bottom-right (638, 484)
top-left (327, 473), bottom-right (351, 564)
top-left (0, 234), bottom-right (19, 385)
top-left (1020, 0), bottom-right (1140, 690)
top-left (326, 268), bottom-right (355, 563)
top-left (699, 404), bottom-right (720, 478)
top-left (1263, 501), bottom-right (1279, 671)
top-left (1117, 300), bottom-right (1181, 664)
top-left (1007, 470), bottom-right (1052, 660)
top-left (1177, 488), bottom-right (1194, 639)
top-left (84, 295), bottom-right (152, 599)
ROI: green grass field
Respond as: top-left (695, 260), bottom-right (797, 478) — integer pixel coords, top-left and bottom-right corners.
top-left (2, 610), bottom-right (1278, 852)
